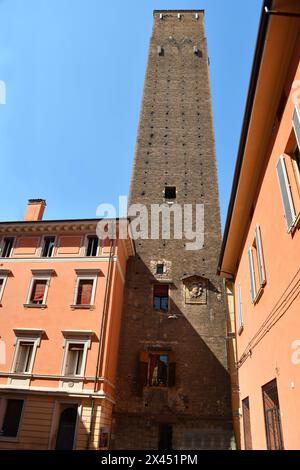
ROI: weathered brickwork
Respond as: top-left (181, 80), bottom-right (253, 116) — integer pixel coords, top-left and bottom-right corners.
top-left (112, 10), bottom-right (233, 450)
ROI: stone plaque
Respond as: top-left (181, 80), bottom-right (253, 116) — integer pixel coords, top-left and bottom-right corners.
top-left (184, 276), bottom-right (207, 305)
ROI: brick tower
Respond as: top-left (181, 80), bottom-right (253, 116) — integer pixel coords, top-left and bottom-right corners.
top-left (112, 10), bottom-right (233, 450)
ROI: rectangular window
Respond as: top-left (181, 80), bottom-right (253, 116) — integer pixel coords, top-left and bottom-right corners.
top-left (156, 264), bottom-right (164, 275)
top-left (14, 342), bottom-right (34, 373)
top-left (75, 279), bottom-right (94, 305)
top-left (0, 238), bottom-right (14, 258)
top-left (0, 399), bottom-right (24, 438)
top-left (64, 343), bottom-right (85, 376)
top-left (255, 225), bottom-right (266, 286)
top-left (153, 284), bottom-right (169, 312)
top-left (139, 351), bottom-right (176, 388)
top-left (86, 236), bottom-right (99, 257)
top-left (276, 155), bottom-right (296, 230)
top-left (0, 277), bottom-right (6, 302)
top-left (41, 236), bottom-right (55, 258)
top-left (164, 186), bottom-right (176, 200)
top-left (262, 379), bottom-right (284, 450)
top-left (248, 247), bottom-right (257, 303)
top-left (242, 397), bottom-right (252, 450)
top-left (236, 284), bottom-right (244, 332)
top-left (29, 279), bottom-right (47, 305)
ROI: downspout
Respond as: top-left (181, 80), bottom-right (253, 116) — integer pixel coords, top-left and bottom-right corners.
top-left (86, 237), bottom-right (115, 450)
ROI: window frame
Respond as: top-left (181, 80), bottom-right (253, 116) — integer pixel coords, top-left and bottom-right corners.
top-left (73, 275), bottom-right (97, 307)
top-left (61, 339), bottom-right (90, 378)
top-left (40, 235), bottom-right (56, 258)
top-left (0, 275), bottom-right (8, 303)
top-left (25, 275), bottom-right (50, 307)
top-left (11, 336), bottom-right (41, 375)
top-left (0, 397), bottom-right (25, 442)
top-left (83, 234), bottom-right (100, 257)
top-left (0, 237), bottom-right (15, 258)
top-left (276, 155), bottom-right (297, 232)
top-left (236, 284), bottom-right (244, 334)
top-left (153, 284), bottom-right (169, 313)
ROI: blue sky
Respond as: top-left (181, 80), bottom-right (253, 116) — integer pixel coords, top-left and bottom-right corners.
top-left (0, 0), bottom-right (262, 229)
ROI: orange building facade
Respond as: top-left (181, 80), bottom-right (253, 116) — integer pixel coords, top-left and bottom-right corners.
top-left (218, 1), bottom-right (300, 450)
top-left (0, 199), bottom-right (134, 449)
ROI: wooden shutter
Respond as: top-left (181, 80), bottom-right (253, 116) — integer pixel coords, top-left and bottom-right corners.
top-left (139, 351), bottom-right (149, 388)
top-left (255, 225), bottom-right (266, 286)
top-left (292, 105), bottom-right (300, 149)
top-left (236, 284), bottom-right (244, 330)
top-left (31, 280), bottom-right (47, 303)
top-left (168, 351), bottom-right (176, 387)
top-left (77, 279), bottom-right (93, 305)
top-left (153, 284), bottom-right (168, 296)
top-left (248, 247), bottom-right (256, 303)
top-left (276, 156), bottom-right (296, 230)
top-left (242, 397), bottom-right (253, 450)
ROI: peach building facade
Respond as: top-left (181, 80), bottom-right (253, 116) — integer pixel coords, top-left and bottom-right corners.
top-left (0, 199), bottom-right (134, 449)
top-left (218, 0), bottom-right (300, 450)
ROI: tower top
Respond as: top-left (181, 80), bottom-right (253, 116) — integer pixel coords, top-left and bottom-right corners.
top-left (153, 10), bottom-right (204, 16)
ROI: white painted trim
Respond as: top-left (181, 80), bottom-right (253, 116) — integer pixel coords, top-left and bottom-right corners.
top-left (25, 274), bottom-right (51, 305)
top-left (0, 236), bottom-right (16, 258)
top-left (39, 234), bottom-right (57, 258)
top-left (10, 335), bottom-right (41, 374)
top-left (276, 155), bottom-right (297, 231)
top-left (0, 275), bottom-right (8, 303)
top-left (61, 338), bottom-right (91, 378)
top-left (0, 385), bottom-right (115, 401)
top-left (82, 233), bottom-right (102, 257)
top-left (73, 275), bottom-right (97, 306)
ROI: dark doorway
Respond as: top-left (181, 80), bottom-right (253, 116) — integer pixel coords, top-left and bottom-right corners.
top-left (158, 424), bottom-right (173, 450)
top-left (55, 405), bottom-right (78, 450)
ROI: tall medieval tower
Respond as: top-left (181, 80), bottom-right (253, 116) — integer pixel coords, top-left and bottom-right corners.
top-left (112, 10), bottom-right (233, 450)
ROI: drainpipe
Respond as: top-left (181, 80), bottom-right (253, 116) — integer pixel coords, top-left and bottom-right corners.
top-left (86, 237), bottom-right (115, 450)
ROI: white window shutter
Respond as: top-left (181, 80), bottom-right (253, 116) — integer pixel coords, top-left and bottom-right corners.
top-left (292, 105), bottom-right (300, 149)
top-left (248, 247), bottom-right (256, 303)
top-left (236, 284), bottom-right (244, 330)
top-left (276, 156), bottom-right (296, 230)
top-left (255, 225), bottom-right (266, 286)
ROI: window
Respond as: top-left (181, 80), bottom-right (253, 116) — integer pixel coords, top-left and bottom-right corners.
top-left (292, 105), bottom-right (300, 149)
top-left (164, 186), bottom-right (176, 200)
top-left (242, 397), bottom-right (252, 450)
top-left (0, 399), bottom-right (24, 438)
top-left (236, 284), bottom-right (244, 333)
top-left (75, 279), bottom-right (94, 306)
top-left (139, 351), bottom-right (176, 388)
top-left (0, 238), bottom-right (14, 258)
top-left (28, 279), bottom-right (47, 305)
top-left (86, 236), bottom-right (99, 257)
top-left (156, 264), bottom-right (164, 275)
top-left (41, 236), bottom-right (55, 257)
top-left (248, 225), bottom-right (266, 303)
top-left (64, 343), bottom-right (84, 376)
top-left (14, 341), bottom-right (34, 373)
top-left (0, 276), bottom-right (8, 303)
top-left (262, 379), bottom-right (284, 450)
top-left (153, 284), bottom-right (169, 312)
top-left (276, 155), bottom-right (296, 230)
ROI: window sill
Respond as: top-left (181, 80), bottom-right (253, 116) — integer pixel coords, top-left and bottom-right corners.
top-left (70, 304), bottom-right (95, 310)
top-left (23, 303), bottom-right (47, 309)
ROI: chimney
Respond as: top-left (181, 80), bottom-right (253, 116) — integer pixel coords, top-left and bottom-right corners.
top-left (24, 199), bottom-right (47, 221)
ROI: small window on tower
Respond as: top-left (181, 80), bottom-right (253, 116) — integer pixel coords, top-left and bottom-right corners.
top-left (164, 186), bottom-right (176, 200)
top-left (156, 264), bottom-right (164, 275)
top-left (153, 284), bottom-right (169, 312)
